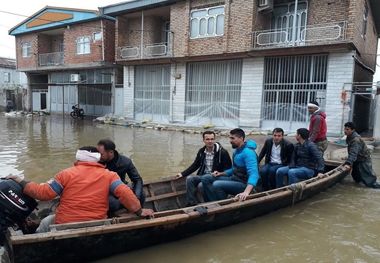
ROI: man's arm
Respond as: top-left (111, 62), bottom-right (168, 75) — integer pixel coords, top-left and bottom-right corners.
top-left (258, 139), bottom-right (269, 164)
top-left (309, 143), bottom-right (324, 173)
top-left (7, 174), bottom-right (62, 201)
top-left (309, 115), bottom-right (321, 142)
top-left (178, 149), bottom-right (203, 177)
top-left (345, 139), bottom-right (361, 166)
top-left (284, 142), bottom-right (294, 165)
top-left (221, 149), bottom-right (232, 171)
top-left (125, 161), bottom-right (144, 202)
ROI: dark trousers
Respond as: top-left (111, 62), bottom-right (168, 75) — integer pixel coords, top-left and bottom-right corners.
top-left (108, 184), bottom-right (145, 212)
top-left (352, 160), bottom-right (378, 187)
top-left (260, 163), bottom-right (284, 190)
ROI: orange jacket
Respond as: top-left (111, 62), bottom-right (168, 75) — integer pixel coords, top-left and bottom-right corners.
top-left (23, 162), bottom-right (141, 224)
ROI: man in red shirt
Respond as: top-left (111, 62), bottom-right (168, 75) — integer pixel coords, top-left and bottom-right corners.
top-left (7, 146), bottom-right (154, 232)
top-left (308, 101), bottom-right (328, 154)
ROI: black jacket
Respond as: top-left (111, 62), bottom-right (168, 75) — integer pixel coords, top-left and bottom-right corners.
top-left (290, 140), bottom-right (324, 173)
top-left (258, 138), bottom-right (294, 165)
top-left (181, 142), bottom-right (232, 176)
top-left (345, 131), bottom-right (371, 165)
top-left (103, 150), bottom-right (144, 205)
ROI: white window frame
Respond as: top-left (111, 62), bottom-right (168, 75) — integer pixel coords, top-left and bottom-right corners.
top-left (76, 36), bottom-right (91, 55)
top-left (4, 72), bottom-right (11, 83)
top-left (190, 5), bottom-right (225, 39)
top-left (93, 32), bottom-right (102, 42)
top-left (21, 42), bottom-right (31, 58)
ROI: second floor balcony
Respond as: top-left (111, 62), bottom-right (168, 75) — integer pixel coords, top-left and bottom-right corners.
top-left (252, 21), bottom-right (347, 50)
top-left (117, 31), bottom-right (173, 61)
top-left (38, 52), bottom-right (64, 67)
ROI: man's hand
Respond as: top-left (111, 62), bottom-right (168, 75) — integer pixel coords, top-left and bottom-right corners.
top-left (140, 208), bottom-right (154, 218)
top-left (212, 171), bottom-right (224, 177)
top-left (235, 191), bottom-right (250, 202)
top-left (6, 175), bottom-right (23, 183)
top-left (343, 164), bottom-right (351, 170)
top-left (175, 173), bottom-right (183, 178)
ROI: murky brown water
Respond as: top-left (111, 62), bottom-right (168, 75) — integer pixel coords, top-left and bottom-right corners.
top-left (1, 115), bottom-right (379, 262)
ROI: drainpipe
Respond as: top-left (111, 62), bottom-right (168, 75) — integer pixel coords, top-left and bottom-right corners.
top-left (140, 11), bottom-right (144, 59)
top-left (292, 0), bottom-right (298, 46)
top-left (101, 20), bottom-right (105, 61)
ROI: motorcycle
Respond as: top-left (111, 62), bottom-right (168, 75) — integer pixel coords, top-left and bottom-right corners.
top-left (70, 104), bottom-right (85, 119)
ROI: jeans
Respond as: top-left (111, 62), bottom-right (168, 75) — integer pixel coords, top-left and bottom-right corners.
top-left (108, 184), bottom-right (142, 212)
top-left (260, 163), bottom-right (284, 190)
top-left (201, 174), bottom-right (246, 201)
top-left (186, 175), bottom-right (205, 205)
top-left (276, 166), bottom-right (315, 187)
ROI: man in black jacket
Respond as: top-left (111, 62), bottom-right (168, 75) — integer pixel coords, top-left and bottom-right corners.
top-left (176, 131), bottom-right (232, 205)
top-left (97, 139), bottom-right (145, 211)
top-left (276, 128), bottom-right (324, 187)
top-left (258, 128), bottom-right (294, 190)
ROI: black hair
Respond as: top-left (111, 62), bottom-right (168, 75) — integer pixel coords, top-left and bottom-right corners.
top-left (202, 130), bottom-right (216, 139)
top-left (79, 146), bottom-right (99, 152)
top-left (309, 101), bottom-right (319, 107)
top-left (296, 128), bottom-right (309, 140)
top-left (230, 128), bottom-right (245, 140)
top-left (97, 139), bottom-right (116, 151)
top-left (272, 127), bottom-right (284, 135)
top-left (344, 122), bottom-right (356, 130)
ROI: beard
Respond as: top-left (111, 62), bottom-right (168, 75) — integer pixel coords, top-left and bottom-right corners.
top-left (231, 144), bottom-right (238, 149)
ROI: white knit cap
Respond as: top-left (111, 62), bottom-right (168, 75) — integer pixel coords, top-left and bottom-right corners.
top-left (75, 150), bottom-right (101, 162)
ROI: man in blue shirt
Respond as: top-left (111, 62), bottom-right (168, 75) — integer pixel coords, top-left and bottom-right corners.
top-left (201, 128), bottom-right (259, 201)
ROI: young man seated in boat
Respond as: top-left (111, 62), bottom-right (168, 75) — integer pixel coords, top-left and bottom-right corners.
top-left (201, 128), bottom-right (260, 202)
top-left (258, 127), bottom-right (294, 190)
top-left (96, 139), bottom-right (145, 211)
top-left (6, 146), bottom-right (154, 233)
top-left (176, 131), bottom-right (232, 206)
top-left (275, 128), bottom-right (324, 187)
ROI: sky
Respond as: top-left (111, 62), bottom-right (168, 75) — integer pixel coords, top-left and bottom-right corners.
top-left (0, 0), bottom-right (379, 82)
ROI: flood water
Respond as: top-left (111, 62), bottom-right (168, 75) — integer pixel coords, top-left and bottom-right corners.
top-left (1, 115), bottom-right (379, 262)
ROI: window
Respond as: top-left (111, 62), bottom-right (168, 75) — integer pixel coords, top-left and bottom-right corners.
top-left (4, 72), bottom-right (11, 83)
top-left (93, 32), bottom-right (102, 42)
top-left (190, 6), bottom-right (225, 38)
top-left (21, 42), bottom-right (31, 58)
top-left (76, 36), bottom-right (91, 54)
top-left (362, 4), bottom-right (368, 38)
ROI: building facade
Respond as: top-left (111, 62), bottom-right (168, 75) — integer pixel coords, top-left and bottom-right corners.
top-left (101, 0), bottom-right (379, 134)
top-left (9, 6), bottom-right (119, 115)
top-left (0, 57), bottom-right (27, 111)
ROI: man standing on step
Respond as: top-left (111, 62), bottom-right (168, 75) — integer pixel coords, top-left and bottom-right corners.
top-left (308, 101), bottom-right (328, 154)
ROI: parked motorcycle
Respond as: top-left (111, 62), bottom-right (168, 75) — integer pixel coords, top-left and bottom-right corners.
top-left (70, 104), bottom-right (84, 119)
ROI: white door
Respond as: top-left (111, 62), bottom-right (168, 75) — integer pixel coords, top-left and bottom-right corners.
top-left (32, 92), bottom-right (41, 111)
top-left (114, 87), bottom-right (124, 116)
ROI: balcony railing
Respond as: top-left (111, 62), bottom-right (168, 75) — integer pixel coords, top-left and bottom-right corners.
top-left (39, 52), bottom-right (64, 66)
top-left (117, 32), bottom-right (173, 60)
top-left (252, 21), bottom-right (347, 49)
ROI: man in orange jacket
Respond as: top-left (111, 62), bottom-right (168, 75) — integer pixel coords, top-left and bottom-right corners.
top-left (7, 146), bottom-right (154, 232)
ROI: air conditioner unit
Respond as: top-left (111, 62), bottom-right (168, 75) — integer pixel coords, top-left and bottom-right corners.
top-left (258, 0), bottom-right (273, 13)
top-left (70, 74), bottom-right (80, 82)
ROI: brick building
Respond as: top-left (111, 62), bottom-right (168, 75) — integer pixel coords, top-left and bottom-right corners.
top-left (101, 0), bottom-right (380, 134)
top-left (9, 6), bottom-right (118, 115)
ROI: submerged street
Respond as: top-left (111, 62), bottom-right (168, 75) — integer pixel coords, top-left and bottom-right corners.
top-left (1, 115), bottom-right (379, 262)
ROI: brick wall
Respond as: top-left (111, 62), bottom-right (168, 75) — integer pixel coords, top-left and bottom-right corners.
top-left (63, 20), bottom-right (104, 64)
top-left (15, 34), bottom-right (38, 70)
top-left (347, 0), bottom-right (377, 69)
top-left (103, 19), bottom-right (116, 62)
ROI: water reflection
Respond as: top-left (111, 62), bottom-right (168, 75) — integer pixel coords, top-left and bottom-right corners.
top-left (1, 115), bottom-right (379, 262)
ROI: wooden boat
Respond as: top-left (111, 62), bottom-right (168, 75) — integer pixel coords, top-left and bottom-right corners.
top-left (2, 160), bottom-right (348, 263)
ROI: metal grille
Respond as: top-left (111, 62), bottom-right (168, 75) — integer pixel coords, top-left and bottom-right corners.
top-left (134, 65), bottom-right (170, 121)
top-left (185, 60), bottom-right (242, 125)
top-left (262, 55), bottom-right (328, 123)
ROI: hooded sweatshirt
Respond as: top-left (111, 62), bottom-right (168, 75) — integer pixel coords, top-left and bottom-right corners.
top-left (224, 140), bottom-right (259, 187)
top-left (309, 110), bottom-right (327, 142)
